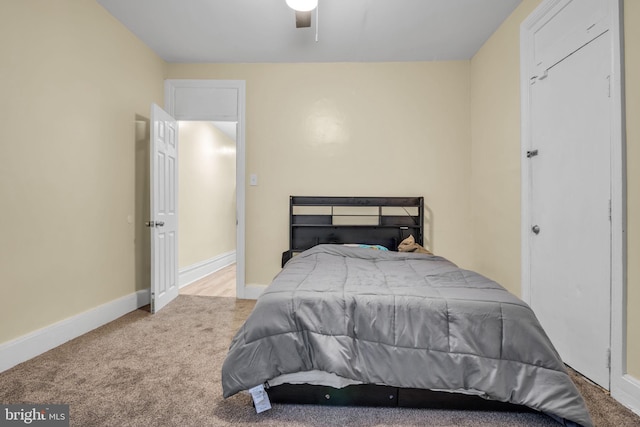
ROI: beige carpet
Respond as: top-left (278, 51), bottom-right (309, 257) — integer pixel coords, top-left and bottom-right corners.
top-left (1, 295), bottom-right (639, 426)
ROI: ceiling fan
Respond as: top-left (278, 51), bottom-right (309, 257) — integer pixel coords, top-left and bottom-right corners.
top-left (286, 0), bottom-right (318, 28)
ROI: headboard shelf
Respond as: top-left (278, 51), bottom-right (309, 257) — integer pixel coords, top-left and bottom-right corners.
top-left (284, 196), bottom-right (424, 266)
top-left (291, 224), bottom-right (420, 229)
top-left (291, 196), bottom-right (423, 206)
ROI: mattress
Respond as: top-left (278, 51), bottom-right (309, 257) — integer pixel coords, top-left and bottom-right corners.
top-left (221, 244), bottom-right (592, 427)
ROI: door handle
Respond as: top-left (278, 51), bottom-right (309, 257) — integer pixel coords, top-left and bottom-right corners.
top-left (145, 221), bottom-right (165, 227)
top-left (532, 225), bottom-right (540, 234)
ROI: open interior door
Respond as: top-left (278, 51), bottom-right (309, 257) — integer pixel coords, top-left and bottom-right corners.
top-left (148, 103), bottom-right (179, 313)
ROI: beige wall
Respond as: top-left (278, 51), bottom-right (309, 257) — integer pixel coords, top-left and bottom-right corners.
top-left (167, 62), bottom-right (474, 285)
top-left (470, 0), bottom-right (640, 379)
top-left (469, 0), bottom-right (542, 295)
top-left (624, 0), bottom-right (640, 379)
top-left (178, 122), bottom-right (236, 268)
top-left (0, 1), bottom-right (165, 343)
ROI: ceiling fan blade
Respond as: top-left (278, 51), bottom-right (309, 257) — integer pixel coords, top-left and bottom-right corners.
top-left (295, 11), bottom-right (312, 28)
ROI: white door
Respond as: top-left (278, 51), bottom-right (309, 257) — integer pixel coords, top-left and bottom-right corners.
top-left (150, 103), bottom-right (179, 313)
top-left (528, 32), bottom-right (612, 387)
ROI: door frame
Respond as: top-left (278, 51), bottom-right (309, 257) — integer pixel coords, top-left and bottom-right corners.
top-left (520, 0), bottom-right (633, 404)
top-left (164, 79), bottom-right (250, 299)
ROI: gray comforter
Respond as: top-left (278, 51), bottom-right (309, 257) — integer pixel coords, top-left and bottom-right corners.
top-left (221, 245), bottom-right (592, 426)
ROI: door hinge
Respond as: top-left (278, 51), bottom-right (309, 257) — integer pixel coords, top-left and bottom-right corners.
top-left (527, 149), bottom-right (539, 158)
top-left (606, 348), bottom-right (611, 369)
top-left (609, 199), bottom-right (612, 221)
top-left (607, 75), bottom-right (611, 98)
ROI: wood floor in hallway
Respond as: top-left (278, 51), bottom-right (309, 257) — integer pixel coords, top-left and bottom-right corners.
top-left (180, 263), bottom-right (236, 297)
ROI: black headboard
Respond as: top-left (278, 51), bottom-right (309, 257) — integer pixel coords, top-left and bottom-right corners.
top-left (283, 196), bottom-right (424, 266)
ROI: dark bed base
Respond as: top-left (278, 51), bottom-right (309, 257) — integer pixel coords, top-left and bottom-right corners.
top-left (266, 383), bottom-right (536, 413)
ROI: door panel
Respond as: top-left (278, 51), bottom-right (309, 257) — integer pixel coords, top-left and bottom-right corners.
top-left (529, 32), bottom-right (611, 388)
top-left (173, 87), bottom-right (238, 121)
top-left (151, 103), bottom-right (179, 313)
top-left (533, 0), bottom-right (609, 76)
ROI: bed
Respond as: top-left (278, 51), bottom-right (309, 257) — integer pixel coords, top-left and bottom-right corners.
top-left (221, 196), bottom-right (592, 427)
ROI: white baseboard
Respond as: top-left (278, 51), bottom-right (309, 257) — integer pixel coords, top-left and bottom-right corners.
top-left (179, 251), bottom-right (236, 288)
top-left (612, 373), bottom-right (640, 416)
top-left (242, 283), bottom-right (267, 300)
top-left (0, 289), bottom-right (150, 373)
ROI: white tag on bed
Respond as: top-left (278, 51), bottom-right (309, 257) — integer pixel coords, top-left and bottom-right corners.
top-left (249, 384), bottom-right (272, 413)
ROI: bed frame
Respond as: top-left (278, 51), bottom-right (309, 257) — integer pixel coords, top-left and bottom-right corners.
top-left (271, 196), bottom-right (535, 414)
top-left (266, 383), bottom-right (533, 412)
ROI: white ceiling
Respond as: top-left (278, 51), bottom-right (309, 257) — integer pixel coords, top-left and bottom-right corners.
top-left (97, 0), bottom-right (522, 63)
